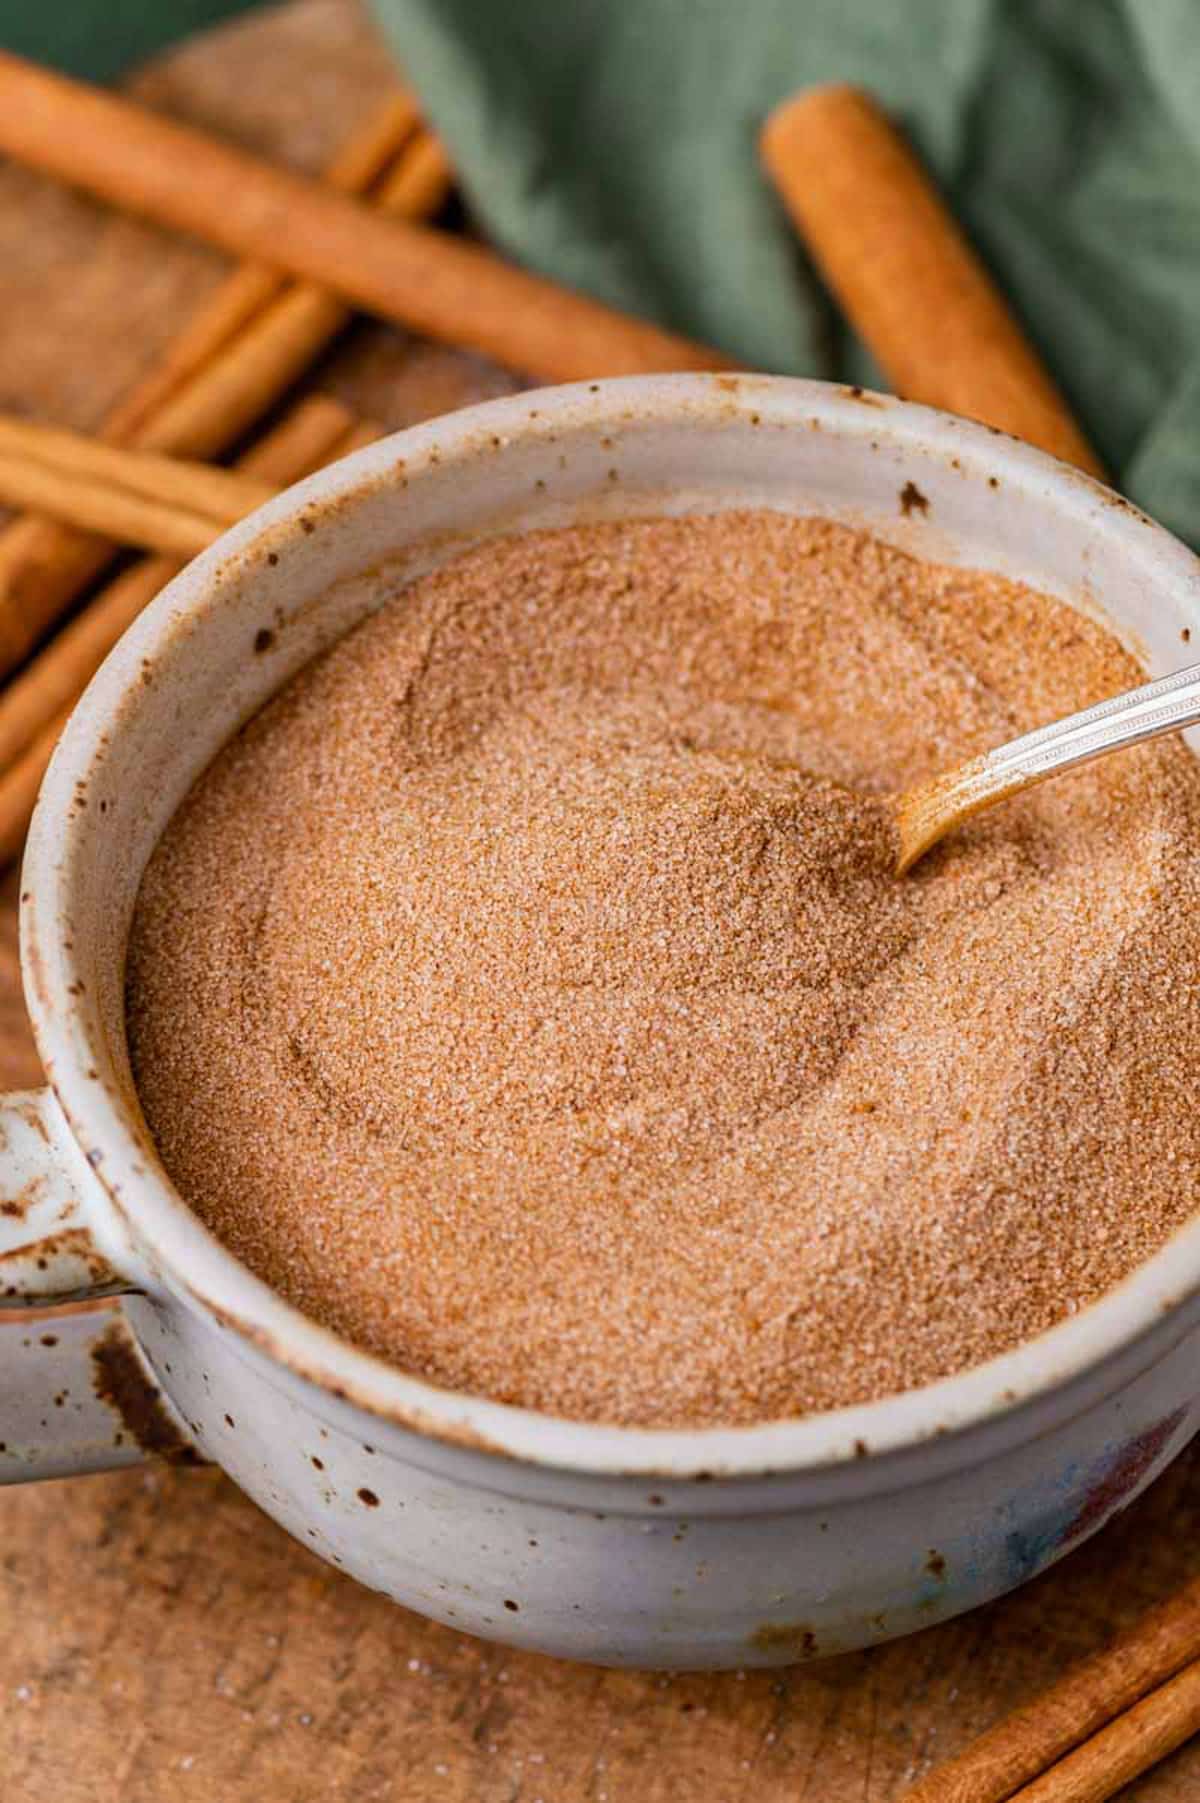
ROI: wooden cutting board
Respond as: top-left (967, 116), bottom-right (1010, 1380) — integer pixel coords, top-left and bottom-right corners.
top-left (2, 4), bottom-right (1199, 1796)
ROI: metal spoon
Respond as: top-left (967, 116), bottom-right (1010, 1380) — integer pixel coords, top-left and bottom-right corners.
top-left (894, 659), bottom-right (1200, 874)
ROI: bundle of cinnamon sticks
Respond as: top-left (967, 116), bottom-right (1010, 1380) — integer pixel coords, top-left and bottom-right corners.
top-left (0, 82), bottom-right (449, 859)
top-left (0, 51), bottom-right (742, 862)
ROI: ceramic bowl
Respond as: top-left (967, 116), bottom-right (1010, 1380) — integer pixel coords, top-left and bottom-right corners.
top-left (3, 375), bottom-right (1199, 1668)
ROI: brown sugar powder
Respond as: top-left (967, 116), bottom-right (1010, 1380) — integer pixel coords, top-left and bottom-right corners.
top-left (125, 513), bottom-right (1200, 1427)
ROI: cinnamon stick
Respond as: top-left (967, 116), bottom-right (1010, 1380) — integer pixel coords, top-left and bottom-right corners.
top-left (103, 93), bottom-right (422, 441)
top-left (1012, 1658), bottom-right (1200, 1802)
top-left (0, 415), bottom-right (276, 524)
top-left (0, 706), bottom-right (70, 866)
top-left (134, 129), bottom-right (454, 466)
top-left (0, 395), bottom-right (362, 857)
top-left (373, 129), bottom-right (454, 223)
top-left (900, 1572), bottom-right (1200, 1802)
top-left (133, 126), bottom-right (453, 461)
top-left (333, 419), bottom-right (390, 458)
top-left (0, 51), bottom-right (730, 385)
top-left (760, 85), bottom-right (1103, 476)
top-left (0, 455), bottom-right (229, 560)
top-left (0, 361), bottom-right (402, 561)
top-left (0, 94), bottom-right (436, 677)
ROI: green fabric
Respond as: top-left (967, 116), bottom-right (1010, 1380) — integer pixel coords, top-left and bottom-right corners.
top-left (366, 0), bottom-right (1200, 548)
top-left (7, 2), bottom-right (1200, 545)
top-left (0, 0), bottom-right (259, 85)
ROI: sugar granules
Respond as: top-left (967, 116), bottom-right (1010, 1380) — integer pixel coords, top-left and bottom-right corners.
top-left (126, 513), bottom-right (1200, 1426)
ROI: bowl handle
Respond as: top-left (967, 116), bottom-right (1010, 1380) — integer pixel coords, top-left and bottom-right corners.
top-left (0, 1087), bottom-right (200, 1481)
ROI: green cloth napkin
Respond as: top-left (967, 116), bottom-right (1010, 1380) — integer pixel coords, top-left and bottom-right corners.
top-left (370, 0), bottom-right (1200, 547)
top-left (7, 1), bottom-right (1200, 546)
top-left (0, 0), bottom-right (258, 84)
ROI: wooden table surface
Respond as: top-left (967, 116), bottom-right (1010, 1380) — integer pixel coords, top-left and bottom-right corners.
top-left (3, 4), bottom-right (1200, 1796)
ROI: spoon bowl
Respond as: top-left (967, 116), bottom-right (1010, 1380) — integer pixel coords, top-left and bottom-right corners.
top-left (894, 659), bottom-right (1200, 873)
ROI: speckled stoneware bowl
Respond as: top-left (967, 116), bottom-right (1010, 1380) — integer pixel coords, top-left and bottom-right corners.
top-left (2, 375), bottom-right (1199, 1669)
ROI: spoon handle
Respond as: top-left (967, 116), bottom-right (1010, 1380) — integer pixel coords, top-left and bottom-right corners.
top-left (986, 657), bottom-right (1200, 777)
top-left (895, 658), bottom-right (1200, 873)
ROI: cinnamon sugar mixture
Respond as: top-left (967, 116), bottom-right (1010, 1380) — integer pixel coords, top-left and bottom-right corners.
top-left (126, 513), bottom-right (1200, 1426)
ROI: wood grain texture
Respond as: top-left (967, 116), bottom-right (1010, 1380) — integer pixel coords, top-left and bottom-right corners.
top-left (0, 5), bottom-right (1198, 1798)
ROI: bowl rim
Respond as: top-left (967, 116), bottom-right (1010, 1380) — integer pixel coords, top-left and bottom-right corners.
top-left (23, 371), bottom-right (1200, 1480)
